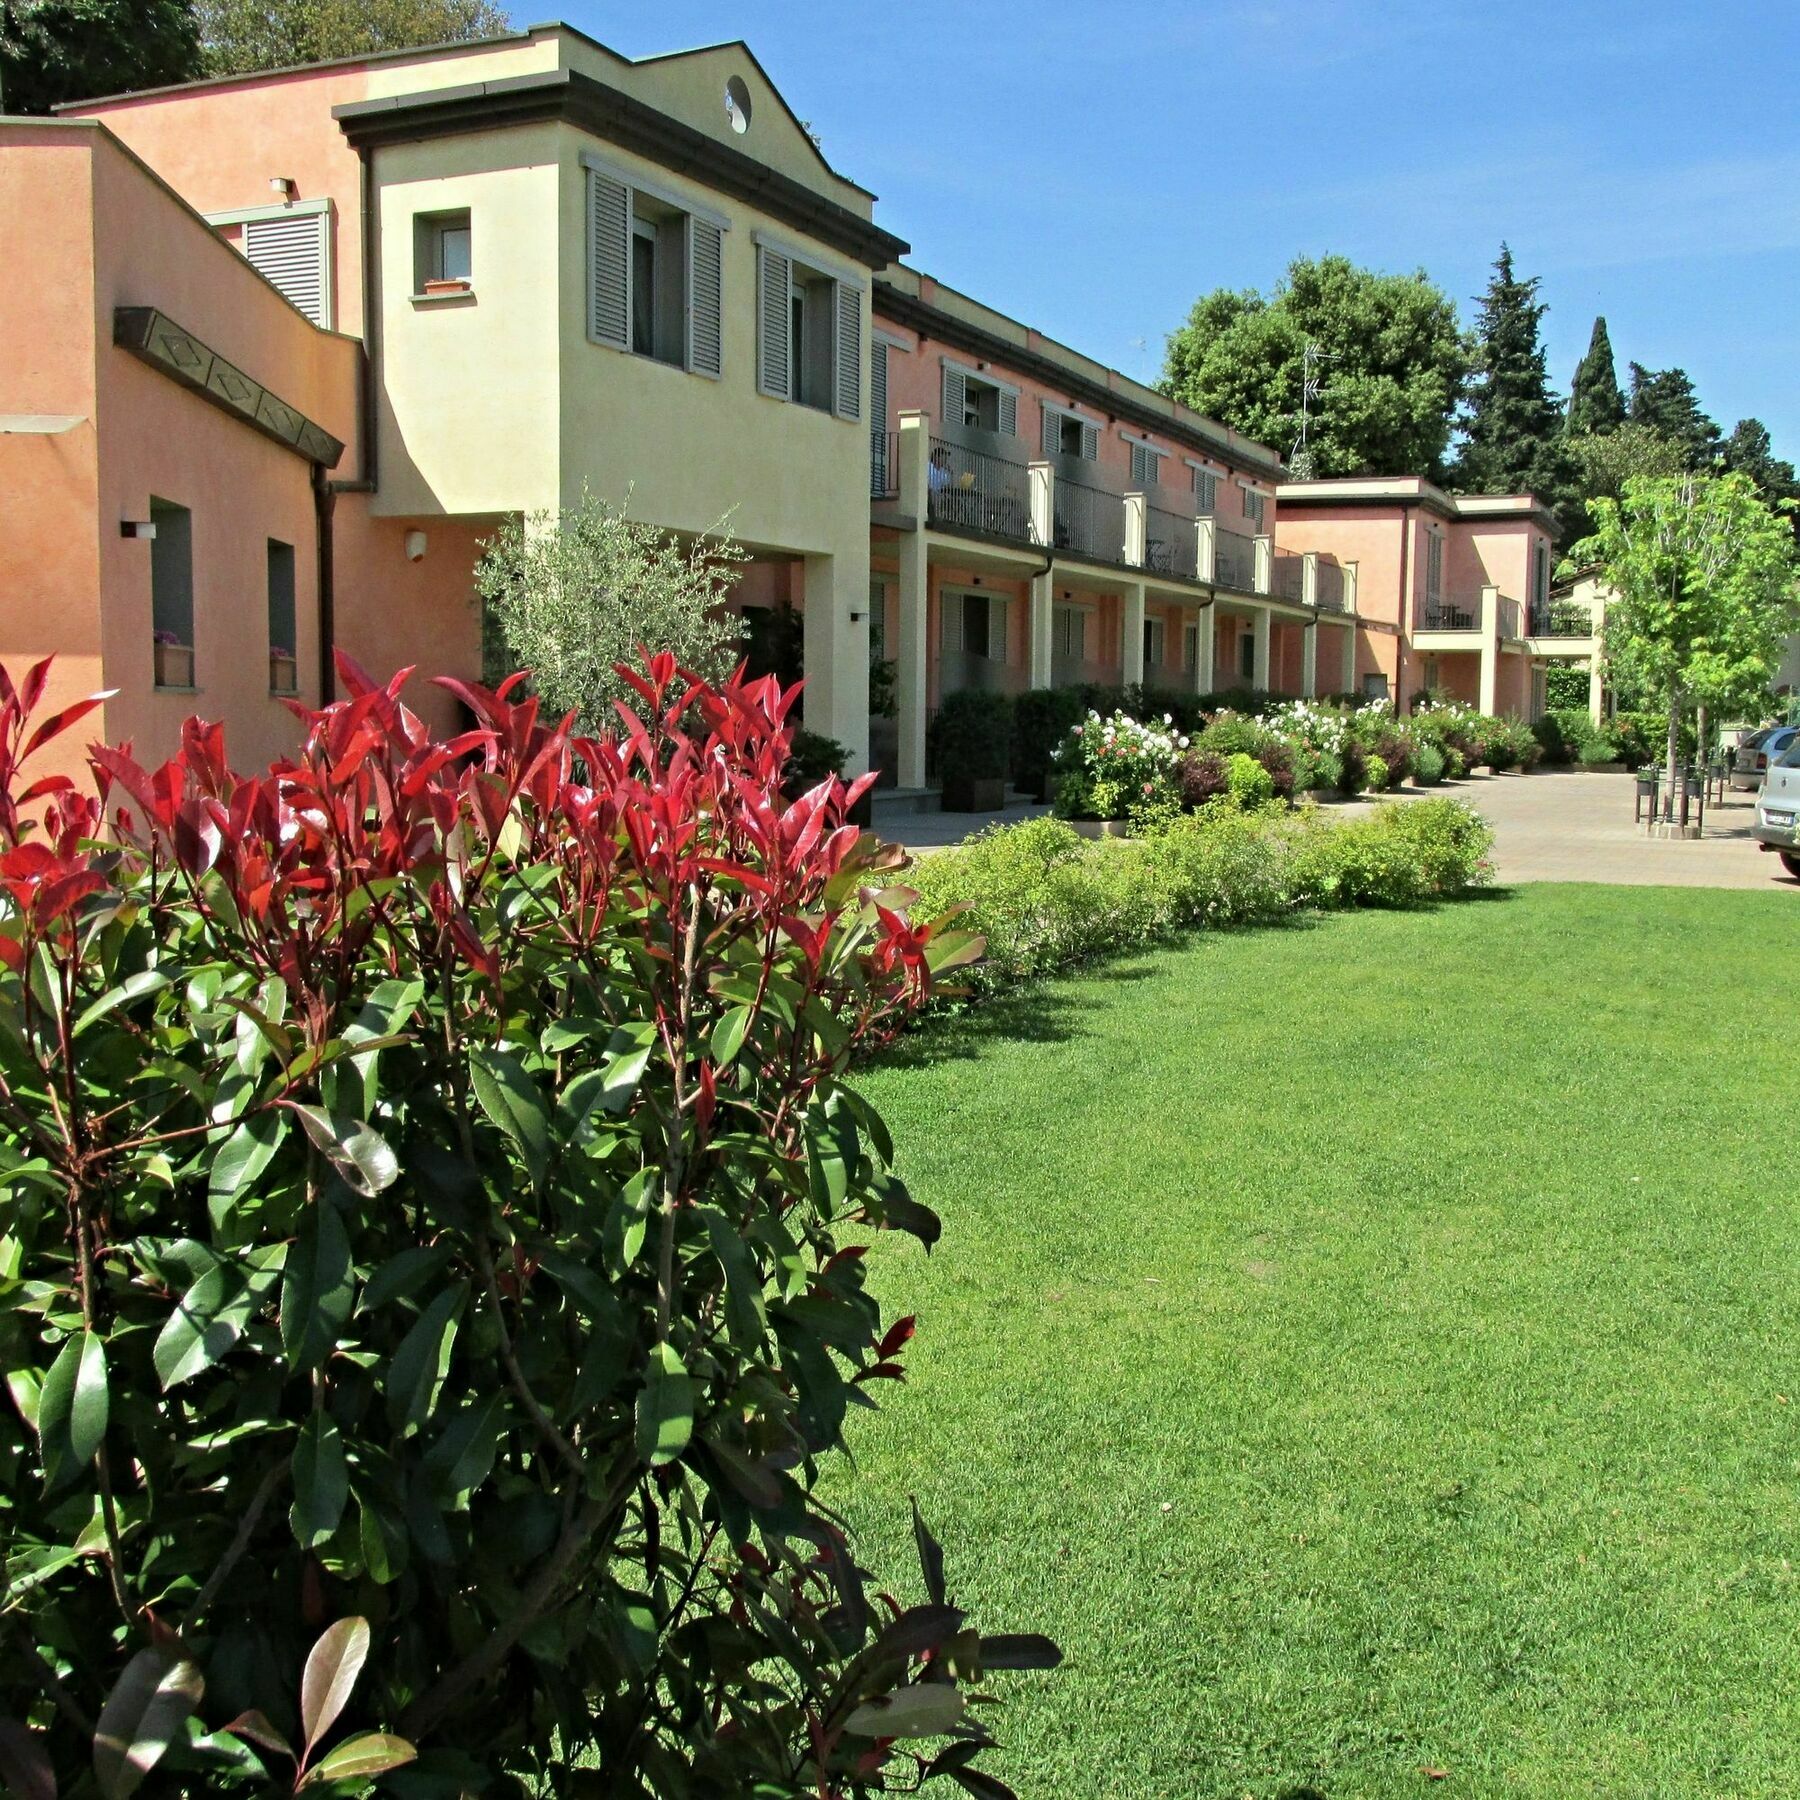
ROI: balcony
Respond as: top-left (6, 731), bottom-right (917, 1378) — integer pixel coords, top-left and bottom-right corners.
top-left (1416, 595), bottom-right (1481, 632)
top-left (1213, 524), bottom-right (1256, 593)
top-left (926, 434), bottom-right (1033, 545)
top-left (870, 430), bottom-right (897, 502)
top-left (1313, 558), bottom-right (1346, 613)
top-left (1144, 502), bottom-right (1199, 582)
top-left (1272, 547), bottom-right (1305, 603)
top-left (1528, 598), bottom-right (1596, 637)
top-left (1054, 475), bottom-right (1129, 566)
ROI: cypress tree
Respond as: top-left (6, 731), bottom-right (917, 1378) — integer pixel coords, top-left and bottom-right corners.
top-left (1453, 245), bottom-right (1574, 519)
top-left (1565, 316), bottom-right (1625, 437)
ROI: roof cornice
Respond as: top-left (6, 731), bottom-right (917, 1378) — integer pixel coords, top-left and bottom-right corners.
top-left (334, 67), bottom-right (909, 270)
top-left (872, 281), bottom-right (1285, 480)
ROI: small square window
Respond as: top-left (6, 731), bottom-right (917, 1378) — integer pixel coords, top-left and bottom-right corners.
top-left (414, 210), bottom-right (473, 293)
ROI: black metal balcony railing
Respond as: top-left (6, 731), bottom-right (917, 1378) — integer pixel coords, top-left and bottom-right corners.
top-left (870, 430), bottom-right (897, 501)
top-left (1314, 558), bottom-right (1346, 613)
top-left (1416, 595), bottom-right (1481, 632)
top-left (926, 436), bottom-right (1033, 543)
top-left (1143, 504), bottom-right (1198, 582)
top-left (1528, 598), bottom-right (1596, 637)
top-left (1054, 477), bottom-right (1129, 566)
top-left (1497, 595), bottom-right (1522, 641)
top-left (1272, 547), bottom-right (1305, 602)
top-left (1213, 524), bottom-right (1255, 592)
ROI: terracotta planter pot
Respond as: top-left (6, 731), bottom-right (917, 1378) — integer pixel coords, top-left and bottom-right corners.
top-left (421, 277), bottom-right (472, 297)
top-left (940, 773), bottom-right (1006, 813)
top-left (153, 641), bottom-right (193, 689)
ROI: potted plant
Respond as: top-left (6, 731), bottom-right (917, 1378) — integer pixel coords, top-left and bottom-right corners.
top-left (1051, 707), bottom-right (1187, 835)
top-left (269, 643), bottom-right (298, 695)
top-left (932, 691), bottom-right (1012, 812)
top-left (153, 629), bottom-right (193, 689)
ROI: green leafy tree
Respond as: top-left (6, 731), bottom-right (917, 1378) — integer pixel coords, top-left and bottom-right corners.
top-left (1565, 315), bottom-right (1626, 438)
top-left (0, 0), bottom-right (200, 111)
top-left (1722, 416), bottom-right (1800, 520)
top-left (475, 492), bottom-right (748, 732)
top-left (1566, 420), bottom-right (1689, 521)
top-left (1161, 254), bottom-right (1471, 478)
top-left (1576, 470), bottom-right (1798, 792)
top-left (196, 0), bottom-right (508, 75)
top-left (1627, 363), bottom-right (1722, 469)
top-left (1452, 244), bottom-right (1576, 528)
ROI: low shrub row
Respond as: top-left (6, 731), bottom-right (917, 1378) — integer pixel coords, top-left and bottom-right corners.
top-left (1531, 706), bottom-right (1688, 769)
top-left (904, 798), bottom-right (1495, 992)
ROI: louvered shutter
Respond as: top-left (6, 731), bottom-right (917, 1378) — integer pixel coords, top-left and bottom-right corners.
top-left (588, 168), bottom-right (630, 349)
top-left (940, 592), bottom-right (962, 652)
top-left (832, 281), bottom-right (861, 421)
top-left (755, 244), bottom-right (791, 398)
top-left (942, 363), bottom-right (966, 429)
top-left (1042, 405), bottom-right (1061, 456)
top-left (1131, 442), bottom-right (1162, 489)
top-left (244, 213), bottom-right (327, 325)
top-left (988, 595), bottom-right (1008, 662)
top-left (1079, 420), bottom-right (1099, 461)
top-left (997, 388), bottom-right (1017, 437)
top-left (1193, 466), bottom-right (1216, 512)
top-left (870, 340), bottom-right (888, 434)
top-left (685, 214), bottom-right (723, 377)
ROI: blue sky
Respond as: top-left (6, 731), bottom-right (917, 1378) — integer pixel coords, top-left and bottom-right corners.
top-left (563, 0), bottom-right (1800, 461)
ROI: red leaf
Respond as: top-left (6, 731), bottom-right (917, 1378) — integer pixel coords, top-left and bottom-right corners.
top-left (22, 690), bottom-right (116, 761)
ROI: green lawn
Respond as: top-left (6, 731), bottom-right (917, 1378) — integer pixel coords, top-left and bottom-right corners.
top-left (832, 884), bottom-right (1800, 1799)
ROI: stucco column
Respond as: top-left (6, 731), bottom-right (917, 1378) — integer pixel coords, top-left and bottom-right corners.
top-left (1340, 621), bottom-right (1356, 695)
top-left (895, 413), bottom-right (929, 789)
top-left (1028, 569), bottom-right (1053, 688)
top-left (1029, 462), bottom-right (1054, 550)
top-left (1301, 551), bottom-right (1319, 608)
top-left (1301, 623), bottom-right (1317, 698)
top-left (1588, 656), bottom-right (1604, 727)
top-left (1196, 517), bottom-right (1217, 583)
top-left (1193, 604), bottom-right (1215, 695)
top-left (1478, 584), bottom-right (1499, 717)
top-left (803, 549), bottom-right (870, 775)
top-left (1124, 493), bottom-right (1147, 568)
top-left (1253, 535), bottom-right (1273, 595)
top-left (1122, 581), bottom-right (1146, 685)
top-left (1251, 605), bottom-right (1271, 693)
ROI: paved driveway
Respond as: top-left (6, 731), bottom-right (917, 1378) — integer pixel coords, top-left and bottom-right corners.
top-left (1372, 770), bottom-right (1794, 890)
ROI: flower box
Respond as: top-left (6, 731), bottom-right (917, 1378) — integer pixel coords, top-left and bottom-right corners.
top-left (153, 640), bottom-right (193, 689)
top-left (420, 277), bottom-right (473, 298)
top-left (269, 649), bottom-right (298, 695)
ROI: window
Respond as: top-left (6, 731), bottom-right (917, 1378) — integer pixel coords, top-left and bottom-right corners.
top-left (1191, 465), bottom-right (1218, 513)
top-left (586, 159), bottom-right (725, 379)
top-left (939, 363), bottom-right (1016, 435)
top-left (1128, 440), bottom-right (1166, 491)
top-left (1362, 671), bottom-right (1390, 702)
top-left (1143, 617), bottom-right (1166, 668)
top-left (1241, 486), bottom-right (1266, 531)
top-left (267, 539), bottom-right (297, 694)
top-left (942, 591), bottom-right (1007, 662)
top-left (754, 237), bottom-right (860, 417)
top-left (1183, 620), bottom-right (1201, 673)
top-left (1425, 530), bottom-right (1444, 604)
top-left (1052, 604), bottom-right (1087, 661)
top-left (414, 209), bottom-right (473, 292)
top-left (1042, 405), bottom-right (1098, 461)
top-left (1532, 541), bottom-right (1550, 608)
top-left (214, 202), bottom-right (332, 326)
top-left (150, 499), bottom-right (194, 688)
top-left (1237, 630), bottom-right (1256, 683)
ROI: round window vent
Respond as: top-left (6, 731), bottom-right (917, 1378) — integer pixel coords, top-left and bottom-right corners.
top-left (724, 75), bottom-right (752, 134)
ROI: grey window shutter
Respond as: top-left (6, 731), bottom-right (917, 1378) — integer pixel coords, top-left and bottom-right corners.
top-left (942, 363), bottom-right (966, 429)
top-left (244, 213), bottom-right (327, 325)
top-left (685, 214), bottom-right (723, 377)
top-left (1079, 420), bottom-right (1099, 462)
top-left (1042, 405), bottom-right (1061, 456)
top-left (756, 244), bottom-right (791, 398)
top-left (997, 387), bottom-right (1017, 437)
top-left (1194, 467), bottom-right (1216, 512)
top-left (588, 168), bottom-right (630, 349)
top-left (870, 340), bottom-right (888, 435)
top-left (989, 595), bottom-right (1008, 661)
top-left (940, 592), bottom-right (962, 651)
top-left (832, 281), bottom-right (861, 421)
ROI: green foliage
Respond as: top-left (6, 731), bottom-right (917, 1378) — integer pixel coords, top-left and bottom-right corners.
top-left (1453, 245), bottom-right (1575, 529)
top-left (1361, 752), bottom-right (1390, 792)
top-left (1580, 736), bottom-right (1622, 767)
top-left (1544, 663), bottom-right (1592, 709)
top-left (1010, 687), bottom-right (1085, 798)
top-left (1414, 742), bottom-right (1446, 785)
top-left (1628, 364), bottom-right (1723, 469)
top-left (1722, 417), bottom-right (1800, 529)
top-left (1565, 315), bottom-right (1626, 438)
top-left (1567, 420), bottom-right (1689, 513)
top-left (1160, 254), bottom-right (1471, 478)
top-left (930, 688), bottom-right (1012, 782)
top-left (474, 491), bottom-right (747, 732)
top-left (195, 0), bottom-right (509, 75)
top-left (1224, 752), bottom-right (1275, 809)
top-left (0, 0), bottom-right (201, 112)
top-left (785, 726), bottom-right (847, 792)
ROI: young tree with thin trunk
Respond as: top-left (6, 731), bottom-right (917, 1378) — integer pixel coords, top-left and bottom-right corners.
top-left (1576, 470), bottom-right (1798, 805)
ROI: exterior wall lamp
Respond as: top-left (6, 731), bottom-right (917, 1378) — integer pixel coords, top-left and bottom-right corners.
top-left (120, 520), bottom-right (157, 540)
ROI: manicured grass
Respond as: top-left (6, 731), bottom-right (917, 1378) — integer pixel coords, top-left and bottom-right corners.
top-left (832, 885), bottom-right (1800, 1799)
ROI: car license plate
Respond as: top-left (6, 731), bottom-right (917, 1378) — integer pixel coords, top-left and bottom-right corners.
top-left (1766, 809), bottom-right (1794, 826)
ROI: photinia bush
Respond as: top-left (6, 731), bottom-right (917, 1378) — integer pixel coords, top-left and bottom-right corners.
top-left (0, 652), bottom-right (1058, 1798)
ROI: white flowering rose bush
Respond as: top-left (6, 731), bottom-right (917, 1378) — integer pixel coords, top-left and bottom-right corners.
top-left (1052, 710), bottom-right (1190, 820)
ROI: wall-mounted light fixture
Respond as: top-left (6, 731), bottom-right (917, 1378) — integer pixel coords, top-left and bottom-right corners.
top-left (404, 530), bottom-right (428, 563)
top-left (120, 519), bottom-right (157, 540)
top-left (269, 176), bottom-right (298, 201)
top-left (849, 608), bottom-right (866, 624)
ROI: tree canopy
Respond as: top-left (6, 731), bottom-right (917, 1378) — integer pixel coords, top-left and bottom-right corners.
top-left (196, 0), bottom-right (509, 76)
top-left (1565, 315), bottom-right (1626, 438)
top-left (1452, 244), bottom-right (1575, 528)
top-left (1627, 363), bottom-right (1723, 469)
top-left (1160, 254), bottom-right (1470, 480)
top-left (0, 0), bottom-right (201, 111)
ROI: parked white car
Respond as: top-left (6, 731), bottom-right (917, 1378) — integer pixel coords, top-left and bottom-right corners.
top-left (1734, 725), bottom-right (1800, 791)
top-left (1753, 738), bottom-right (1800, 877)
